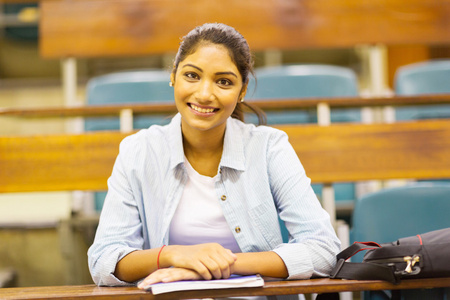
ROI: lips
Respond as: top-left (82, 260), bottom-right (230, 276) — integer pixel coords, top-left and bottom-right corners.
top-left (188, 103), bottom-right (219, 114)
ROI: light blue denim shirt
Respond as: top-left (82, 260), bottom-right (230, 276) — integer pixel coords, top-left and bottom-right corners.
top-left (88, 113), bottom-right (340, 287)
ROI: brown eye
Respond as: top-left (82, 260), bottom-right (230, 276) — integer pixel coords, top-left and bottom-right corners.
top-left (218, 78), bottom-right (233, 86)
top-left (185, 72), bottom-right (199, 80)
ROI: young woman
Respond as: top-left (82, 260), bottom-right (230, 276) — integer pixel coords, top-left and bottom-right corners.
top-left (88, 23), bottom-right (340, 293)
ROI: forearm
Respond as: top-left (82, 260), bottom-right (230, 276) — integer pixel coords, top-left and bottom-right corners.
top-left (233, 251), bottom-right (288, 278)
top-left (114, 247), bottom-right (163, 283)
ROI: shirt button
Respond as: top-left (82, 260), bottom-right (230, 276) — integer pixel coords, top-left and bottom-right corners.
top-left (235, 226), bottom-right (241, 233)
top-left (221, 195), bottom-right (227, 201)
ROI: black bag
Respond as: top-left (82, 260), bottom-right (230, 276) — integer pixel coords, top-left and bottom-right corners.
top-left (330, 228), bottom-right (450, 284)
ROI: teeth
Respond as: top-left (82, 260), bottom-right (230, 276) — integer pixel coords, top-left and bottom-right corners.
top-left (191, 104), bottom-right (215, 113)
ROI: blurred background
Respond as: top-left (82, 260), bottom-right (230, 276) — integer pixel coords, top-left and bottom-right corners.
top-left (0, 0), bottom-right (449, 289)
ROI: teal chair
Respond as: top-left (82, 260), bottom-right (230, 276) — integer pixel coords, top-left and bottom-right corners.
top-left (85, 69), bottom-right (174, 131)
top-left (351, 182), bottom-right (450, 299)
top-left (85, 69), bottom-right (174, 210)
top-left (246, 65), bottom-right (360, 241)
top-left (247, 64), bottom-right (361, 124)
top-left (394, 59), bottom-right (450, 120)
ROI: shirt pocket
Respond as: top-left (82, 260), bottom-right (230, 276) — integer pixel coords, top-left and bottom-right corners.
top-left (249, 202), bottom-right (283, 250)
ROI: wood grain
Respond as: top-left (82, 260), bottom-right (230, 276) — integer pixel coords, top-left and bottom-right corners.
top-left (0, 131), bottom-right (129, 193)
top-left (39, 0), bottom-right (450, 58)
top-left (2, 119), bottom-right (450, 193)
top-left (1, 277), bottom-right (450, 299)
top-left (281, 119), bottom-right (450, 183)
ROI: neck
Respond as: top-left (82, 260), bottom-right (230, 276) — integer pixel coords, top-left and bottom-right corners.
top-left (181, 121), bottom-right (226, 177)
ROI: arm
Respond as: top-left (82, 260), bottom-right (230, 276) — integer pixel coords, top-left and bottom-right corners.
top-left (118, 243), bottom-right (238, 283)
top-left (233, 251), bottom-right (288, 278)
top-left (114, 248), bottom-right (160, 283)
top-left (266, 131), bottom-right (341, 279)
top-left (137, 250), bottom-right (288, 289)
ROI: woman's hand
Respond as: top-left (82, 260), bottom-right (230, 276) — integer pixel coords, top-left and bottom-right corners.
top-left (137, 267), bottom-right (202, 289)
top-left (160, 243), bottom-right (237, 280)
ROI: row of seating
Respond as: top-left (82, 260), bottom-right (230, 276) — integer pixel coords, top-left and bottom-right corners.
top-left (84, 59), bottom-right (450, 212)
top-left (85, 59), bottom-right (450, 128)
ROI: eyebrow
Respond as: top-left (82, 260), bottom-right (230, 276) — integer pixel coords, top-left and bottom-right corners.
top-left (182, 64), bottom-right (238, 78)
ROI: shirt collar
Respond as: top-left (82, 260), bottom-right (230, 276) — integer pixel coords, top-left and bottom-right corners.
top-left (167, 114), bottom-right (246, 172)
top-left (168, 113), bottom-right (185, 170)
top-left (220, 117), bottom-right (246, 172)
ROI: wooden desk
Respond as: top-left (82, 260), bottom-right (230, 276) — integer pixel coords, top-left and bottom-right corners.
top-left (2, 119), bottom-right (450, 193)
top-left (1, 277), bottom-right (450, 300)
top-left (39, 0), bottom-right (450, 58)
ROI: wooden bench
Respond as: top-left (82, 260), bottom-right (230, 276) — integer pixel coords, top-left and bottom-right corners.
top-left (38, 0), bottom-right (450, 58)
top-left (2, 119), bottom-right (450, 190)
top-left (1, 116), bottom-right (450, 198)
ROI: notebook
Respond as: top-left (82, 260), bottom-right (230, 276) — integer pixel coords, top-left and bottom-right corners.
top-left (144, 274), bottom-right (264, 295)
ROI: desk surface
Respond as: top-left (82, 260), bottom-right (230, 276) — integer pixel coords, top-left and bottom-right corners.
top-left (1, 277), bottom-right (450, 300)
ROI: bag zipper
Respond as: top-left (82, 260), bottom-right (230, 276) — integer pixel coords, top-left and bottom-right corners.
top-left (367, 254), bottom-right (421, 274)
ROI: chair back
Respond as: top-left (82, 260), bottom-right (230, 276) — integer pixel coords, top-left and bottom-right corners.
top-left (394, 60), bottom-right (450, 120)
top-left (351, 182), bottom-right (450, 261)
top-left (247, 64), bottom-right (360, 124)
top-left (85, 69), bottom-right (174, 131)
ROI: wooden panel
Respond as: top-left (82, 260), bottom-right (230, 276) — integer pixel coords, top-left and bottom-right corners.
top-left (1, 277), bottom-right (450, 299)
top-left (279, 119), bottom-right (450, 183)
top-left (387, 45), bottom-right (430, 88)
top-left (1, 120), bottom-right (450, 193)
top-left (39, 0), bottom-right (450, 58)
top-left (0, 131), bottom-right (130, 193)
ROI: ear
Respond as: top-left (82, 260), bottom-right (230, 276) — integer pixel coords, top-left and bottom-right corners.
top-left (170, 73), bottom-right (175, 86)
top-left (239, 81), bottom-right (248, 102)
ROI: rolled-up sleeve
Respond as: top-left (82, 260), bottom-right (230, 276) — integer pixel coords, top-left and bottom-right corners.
top-left (88, 136), bottom-right (145, 286)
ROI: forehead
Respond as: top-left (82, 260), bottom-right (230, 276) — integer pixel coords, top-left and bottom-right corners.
top-left (179, 44), bottom-right (240, 75)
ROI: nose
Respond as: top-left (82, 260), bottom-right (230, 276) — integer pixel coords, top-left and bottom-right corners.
top-left (195, 79), bottom-right (215, 102)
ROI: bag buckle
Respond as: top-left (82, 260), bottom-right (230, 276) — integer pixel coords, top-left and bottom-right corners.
top-left (329, 258), bottom-right (345, 279)
top-left (404, 255), bottom-right (420, 273)
top-left (397, 255), bottom-right (421, 276)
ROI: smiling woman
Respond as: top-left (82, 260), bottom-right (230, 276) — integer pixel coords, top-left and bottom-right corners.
top-left (87, 23), bottom-right (340, 300)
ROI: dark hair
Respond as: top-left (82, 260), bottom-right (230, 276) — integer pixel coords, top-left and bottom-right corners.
top-left (172, 23), bottom-right (266, 125)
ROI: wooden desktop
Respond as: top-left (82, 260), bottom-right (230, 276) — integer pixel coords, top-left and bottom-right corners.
top-left (1, 277), bottom-right (450, 299)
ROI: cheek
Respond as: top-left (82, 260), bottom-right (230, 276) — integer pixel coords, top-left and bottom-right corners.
top-left (173, 83), bottom-right (191, 101)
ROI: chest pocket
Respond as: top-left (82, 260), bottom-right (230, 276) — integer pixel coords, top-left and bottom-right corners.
top-left (249, 202), bottom-right (283, 249)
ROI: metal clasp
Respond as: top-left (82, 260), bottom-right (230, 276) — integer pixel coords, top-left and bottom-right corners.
top-left (404, 255), bottom-right (420, 274)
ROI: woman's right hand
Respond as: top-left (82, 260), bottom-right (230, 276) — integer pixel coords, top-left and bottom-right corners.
top-left (160, 243), bottom-right (237, 280)
top-left (137, 267), bottom-right (202, 289)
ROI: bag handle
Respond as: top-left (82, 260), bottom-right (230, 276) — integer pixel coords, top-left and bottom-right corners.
top-left (331, 241), bottom-right (400, 284)
top-left (330, 258), bottom-right (400, 284)
top-left (336, 241), bottom-right (381, 261)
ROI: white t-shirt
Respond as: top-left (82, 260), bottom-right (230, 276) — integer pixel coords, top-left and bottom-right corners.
top-left (169, 159), bottom-right (271, 300)
top-left (169, 157), bottom-right (241, 253)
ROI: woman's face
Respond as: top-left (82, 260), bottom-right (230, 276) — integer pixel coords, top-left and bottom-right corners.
top-left (171, 43), bottom-right (246, 136)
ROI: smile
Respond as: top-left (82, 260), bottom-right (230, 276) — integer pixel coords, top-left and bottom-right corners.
top-left (189, 103), bottom-right (219, 114)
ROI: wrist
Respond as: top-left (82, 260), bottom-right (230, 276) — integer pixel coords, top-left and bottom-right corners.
top-left (158, 244), bottom-right (175, 269)
top-left (157, 245), bottom-right (166, 269)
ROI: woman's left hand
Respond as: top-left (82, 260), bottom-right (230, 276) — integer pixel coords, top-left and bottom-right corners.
top-left (137, 267), bottom-right (202, 289)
